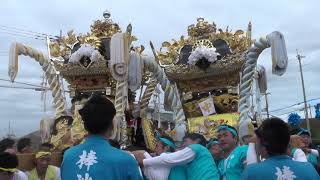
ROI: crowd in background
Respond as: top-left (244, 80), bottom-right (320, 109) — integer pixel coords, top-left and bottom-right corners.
top-left (0, 94), bottom-right (319, 180)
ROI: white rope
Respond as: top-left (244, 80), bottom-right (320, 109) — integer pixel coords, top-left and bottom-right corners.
top-left (140, 77), bottom-right (158, 117)
top-left (142, 56), bottom-right (186, 124)
top-left (238, 31), bottom-right (288, 138)
top-left (8, 42), bottom-right (66, 117)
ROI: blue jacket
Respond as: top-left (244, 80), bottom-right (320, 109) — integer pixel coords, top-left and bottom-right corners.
top-left (61, 135), bottom-right (142, 180)
top-left (242, 155), bottom-right (319, 180)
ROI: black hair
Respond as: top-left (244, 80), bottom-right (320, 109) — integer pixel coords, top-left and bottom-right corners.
top-left (39, 142), bottom-right (54, 151)
top-left (0, 138), bottom-right (15, 152)
top-left (218, 124), bottom-right (238, 138)
top-left (0, 152), bottom-right (18, 169)
top-left (17, 138), bottom-right (31, 153)
top-left (79, 94), bottom-right (116, 134)
top-left (62, 147), bottom-right (70, 156)
top-left (183, 133), bottom-right (208, 147)
top-left (255, 118), bottom-right (290, 156)
top-left (109, 139), bottom-right (121, 149)
top-left (51, 116), bottom-right (74, 135)
top-left (160, 135), bottom-right (175, 152)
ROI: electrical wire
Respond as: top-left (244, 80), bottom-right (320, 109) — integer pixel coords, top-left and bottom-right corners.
top-left (0, 84), bottom-right (70, 93)
top-left (0, 30), bottom-right (46, 40)
top-left (0, 85), bottom-right (47, 91)
top-left (269, 97), bottom-right (320, 113)
top-left (0, 78), bottom-right (43, 88)
top-left (0, 25), bottom-right (57, 39)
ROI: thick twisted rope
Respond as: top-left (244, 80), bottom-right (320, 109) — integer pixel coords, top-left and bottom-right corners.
top-left (239, 31), bottom-right (288, 138)
top-left (139, 77), bottom-right (158, 150)
top-left (142, 56), bottom-right (186, 124)
top-left (8, 42), bottom-right (66, 117)
top-left (140, 77), bottom-right (158, 117)
top-left (113, 80), bottom-right (128, 144)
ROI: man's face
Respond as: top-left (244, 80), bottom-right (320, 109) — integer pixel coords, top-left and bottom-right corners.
top-left (155, 141), bottom-right (166, 156)
top-left (36, 157), bottom-right (50, 174)
top-left (0, 171), bottom-right (14, 180)
top-left (217, 130), bottom-right (237, 151)
top-left (182, 137), bottom-right (198, 147)
top-left (209, 144), bottom-right (222, 159)
top-left (300, 134), bottom-right (311, 148)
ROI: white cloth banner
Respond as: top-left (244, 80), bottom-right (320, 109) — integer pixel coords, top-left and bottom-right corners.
top-left (198, 96), bottom-right (216, 116)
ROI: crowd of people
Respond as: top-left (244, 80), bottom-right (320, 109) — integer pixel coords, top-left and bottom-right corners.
top-left (0, 94), bottom-right (319, 180)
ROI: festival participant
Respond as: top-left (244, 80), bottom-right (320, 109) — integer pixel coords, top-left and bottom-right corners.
top-left (61, 94), bottom-right (142, 180)
top-left (28, 150), bottom-right (60, 180)
top-left (242, 118), bottom-right (319, 180)
top-left (0, 152), bottom-right (28, 180)
top-left (207, 138), bottom-right (223, 164)
top-left (142, 135), bottom-right (187, 180)
top-left (134, 133), bottom-right (220, 180)
top-left (38, 143), bottom-right (54, 152)
top-left (0, 138), bottom-right (16, 154)
top-left (17, 138), bottom-right (33, 154)
top-left (217, 124), bottom-right (248, 180)
top-left (288, 135), bottom-right (307, 162)
top-left (298, 129), bottom-right (319, 169)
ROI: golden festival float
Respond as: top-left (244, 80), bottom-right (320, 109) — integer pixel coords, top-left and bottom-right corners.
top-left (7, 10), bottom-right (289, 168)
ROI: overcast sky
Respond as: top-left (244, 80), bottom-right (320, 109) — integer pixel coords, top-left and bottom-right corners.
top-left (0, 0), bottom-right (319, 137)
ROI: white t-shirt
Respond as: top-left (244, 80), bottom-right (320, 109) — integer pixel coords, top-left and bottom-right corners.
top-left (12, 170), bottom-right (28, 180)
top-left (143, 148), bottom-right (196, 180)
top-left (292, 148), bottom-right (307, 162)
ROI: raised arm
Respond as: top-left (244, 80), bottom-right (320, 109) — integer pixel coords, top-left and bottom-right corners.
top-left (143, 147), bottom-right (195, 167)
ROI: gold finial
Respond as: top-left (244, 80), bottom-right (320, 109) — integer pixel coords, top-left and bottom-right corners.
top-left (187, 17), bottom-right (216, 39)
top-left (90, 10), bottom-right (121, 38)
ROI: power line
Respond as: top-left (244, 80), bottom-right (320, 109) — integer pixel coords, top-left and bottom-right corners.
top-left (269, 97), bottom-right (320, 113)
top-left (0, 27), bottom-right (46, 39)
top-left (0, 25), bottom-right (58, 39)
top-left (0, 30), bottom-right (46, 41)
top-left (0, 84), bottom-right (70, 93)
top-left (0, 78), bottom-right (43, 88)
top-left (0, 85), bottom-right (47, 91)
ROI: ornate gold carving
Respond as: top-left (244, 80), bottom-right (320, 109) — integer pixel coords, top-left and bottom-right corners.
top-left (50, 117), bottom-right (73, 151)
top-left (142, 119), bottom-right (156, 151)
top-left (183, 94), bottom-right (239, 117)
top-left (188, 17), bottom-right (216, 38)
top-left (157, 18), bottom-right (251, 65)
top-left (90, 19), bottom-right (121, 38)
top-left (49, 11), bottom-right (124, 59)
top-left (71, 105), bottom-right (87, 144)
top-left (192, 39), bottom-right (214, 50)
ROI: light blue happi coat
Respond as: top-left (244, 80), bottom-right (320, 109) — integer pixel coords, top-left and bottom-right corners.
top-left (187, 144), bottom-right (220, 180)
top-left (61, 135), bottom-right (143, 180)
top-left (218, 145), bottom-right (248, 180)
top-left (242, 155), bottom-right (319, 180)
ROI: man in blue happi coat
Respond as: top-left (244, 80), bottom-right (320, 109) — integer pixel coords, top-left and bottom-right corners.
top-left (61, 94), bottom-right (142, 180)
top-left (242, 118), bottom-right (319, 180)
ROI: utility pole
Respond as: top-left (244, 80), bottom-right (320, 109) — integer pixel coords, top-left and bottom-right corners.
top-left (296, 50), bottom-right (310, 134)
top-left (264, 93), bottom-right (270, 119)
